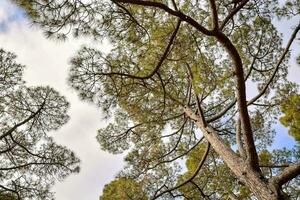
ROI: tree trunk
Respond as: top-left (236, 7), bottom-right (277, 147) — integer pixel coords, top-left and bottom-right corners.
top-left (184, 107), bottom-right (288, 200)
top-left (203, 126), bottom-right (287, 200)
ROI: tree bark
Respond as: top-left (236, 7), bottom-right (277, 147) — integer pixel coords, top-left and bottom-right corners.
top-left (184, 107), bottom-right (289, 200)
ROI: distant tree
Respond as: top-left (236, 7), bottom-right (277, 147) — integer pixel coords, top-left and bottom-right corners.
top-left (13, 0), bottom-right (300, 199)
top-left (0, 49), bottom-right (80, 200)
top-left (99, 177), bottom-right (148, 200)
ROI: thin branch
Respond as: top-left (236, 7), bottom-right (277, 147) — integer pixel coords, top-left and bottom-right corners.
top-left (190, 180), bottom-right (211, 200)
top-left (97, 19), bottom-right (181, 80)
top-left (152, 142), bottom-right (210, 199)
top-left (208, 0), bottom-right (219, 30)
top-left (185, 63), bottom-right (207, 126)
top-left (171, 0), bottom-right (178, 11)
top-left (112, 0), bottom-right (150, 36)
top-left (248, 22), bottom-right (300, 105)
top-left (0, 161), bottom-right (72, 171)
top-left (147, 136), bottom-right (204, 170)
top-left (259, 164), bottom-right (289, 168)
top-left (220, 0), bottom-right (249, 30)
top-left (207, 99), bottom-right (236, 123)
top-left (0, 101), bottom-right (46, 141)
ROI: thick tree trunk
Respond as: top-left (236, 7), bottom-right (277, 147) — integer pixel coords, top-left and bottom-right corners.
top-left (202, 127), bottom-right (282, 200)
top-left (184, 107), bottom-right (288, 200)
top-left (238, 166), bottom-right (288, 200)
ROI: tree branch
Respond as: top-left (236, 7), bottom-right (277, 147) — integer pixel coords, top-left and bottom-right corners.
top-left (220, 0), bottom-right (249, 30)
top-left (207, 99), bottom-right (236, 122)
top-left (114, 0), bottom-right (213, 35)
top-left (206, 22), bottom-right (300, 126)
top-left (0, 101), bottom-right (46, 141)
top-left (0, 161), bottom-right (73, 171)
top-left (185, 63), bottom-right (207, 126)
top-left (97, 19), bottom-right (181, 80)
top-left (260, 164), bottom-right (289, 168)
top-left (248, 22), bottom-right (300, 105)
top-left (208, 0), bottom-right (219, 30)
top-left (112, 0), bottom-right (149, 36)
top-left (190, 180), bottom-right (211, 200)
top-left (147, 136), bottom-right (204, 170)
top-left (170, 0), bottom-right (178, 11)
top-left (271, 161), bottom-right (300, 186)
top-left (228, 192), bottom-right (240, 200)
top-left (152, 142), bottom-right (210, 199)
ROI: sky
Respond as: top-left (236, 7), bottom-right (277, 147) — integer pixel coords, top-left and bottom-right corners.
top-left (0, 1), bottom-right (299, 200)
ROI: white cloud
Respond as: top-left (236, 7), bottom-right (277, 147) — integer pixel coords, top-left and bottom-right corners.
top-left (0, 1), bottom-right (123, 200)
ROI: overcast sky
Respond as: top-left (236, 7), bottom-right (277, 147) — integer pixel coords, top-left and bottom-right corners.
top-left (0, 1), bottom-right (299, 200)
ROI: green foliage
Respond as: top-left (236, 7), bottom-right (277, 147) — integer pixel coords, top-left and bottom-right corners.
top-left (259, 148), bottom-right (300, 199)
top-left (280, 94), bottom-right (300, 142)
top-left (0, 192), bottom-right (17, 200)
top-left (0, 49), bottom-right (80, 200)
top-left (259, 150), bottom-right (272, 176)
top-left (99, 177), bottom-right (148, 200)
top-left (178, 146), bottom-right (299, 199)
top-left (178, 143), bottom-right (250, 199)
top-left (178, 144), bottom-right (233, 199)
top-left (11, 0), bottom-right (39, 18)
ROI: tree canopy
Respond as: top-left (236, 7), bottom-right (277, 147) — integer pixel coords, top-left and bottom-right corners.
top-left (99, 177), bottom-right (148, 200)
top-left (12, 0), bottom-right (300, 199)
top-left (0, 49), bottom-right (80, 200)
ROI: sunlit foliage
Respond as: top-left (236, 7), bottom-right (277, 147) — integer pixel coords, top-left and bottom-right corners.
top-left (99, 177), bottom-right (148, 200)
top-left (280, 94), bottom-right (300, 142)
